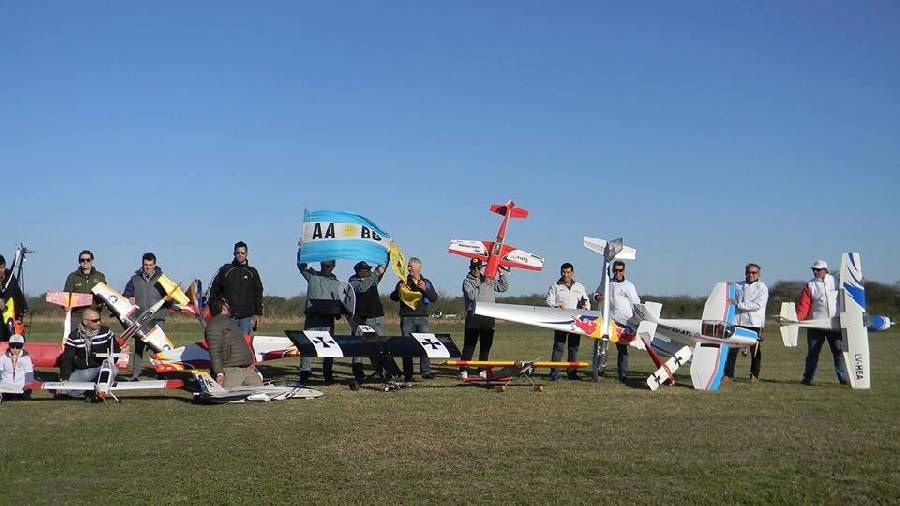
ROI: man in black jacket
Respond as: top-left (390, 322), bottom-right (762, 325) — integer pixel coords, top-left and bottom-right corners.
top-left (0, 254), bottom-right (27, 342)
top-left (209, 241), bottom-right (264, 337)
top-left (58, 308), bottom-right (119, 397)
top-left (389, 257), bottom-right (438, 381)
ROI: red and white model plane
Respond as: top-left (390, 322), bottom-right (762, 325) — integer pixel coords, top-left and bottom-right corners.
top-left (448, 200), bottom-right (544, 279)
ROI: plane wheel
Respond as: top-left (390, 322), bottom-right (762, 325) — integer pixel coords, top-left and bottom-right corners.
top-left (534, 386), bottom-right (544, 393)
top-left (349, 381), bottom-right (360, 391)
top-left (497, 385), bottom-right (508, 393)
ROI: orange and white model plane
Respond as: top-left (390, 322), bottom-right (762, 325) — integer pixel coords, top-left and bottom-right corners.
top-left (448, 200), bottom-right (544, 279)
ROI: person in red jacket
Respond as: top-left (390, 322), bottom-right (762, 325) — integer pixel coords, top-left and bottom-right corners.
top-left (797, 260), bottom-right (849, 386)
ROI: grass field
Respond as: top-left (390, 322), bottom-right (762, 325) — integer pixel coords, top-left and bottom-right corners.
top-left (3, 317), bottom-right (900, 504)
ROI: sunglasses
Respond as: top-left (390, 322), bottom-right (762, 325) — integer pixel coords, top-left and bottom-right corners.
top-left (746, 271), bottom-right (759, 275)
top-left (9, 343), bottom-right (23, 349)
top-left (79, 258), bottom-right (92, 263)
top-left (812, 268), bottom-right (826, 272)
top-left (613, 268), bottom-right (625, 272)
top-left (84, 318), bottom-right (101, 323)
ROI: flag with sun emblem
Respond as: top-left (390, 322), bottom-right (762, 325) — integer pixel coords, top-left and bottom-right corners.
top-left (298, 209), bottom-right (393, 266)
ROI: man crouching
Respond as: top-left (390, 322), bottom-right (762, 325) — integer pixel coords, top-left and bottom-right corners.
top-left (206, 297), bottom-right (263, 388)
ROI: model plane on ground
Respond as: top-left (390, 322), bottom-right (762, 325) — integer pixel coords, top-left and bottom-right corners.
top-left (477, 282), bottom-right (758, 391)
top-left (441, 359), bottom-right (588, 392)
top-left (190, 371), bottom-right (323, 403)
top-left (448, 200), bottom-right (544, 279)
top-left (777, 252), bottom-right (893, 389)
top-left (91, 275), bottom-right (189, 353)
top-left (6, 353), bottom-right (183, 402)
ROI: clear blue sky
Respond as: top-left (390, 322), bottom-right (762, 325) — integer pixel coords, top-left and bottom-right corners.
top-left (3, 1), bottom-right (899, 300)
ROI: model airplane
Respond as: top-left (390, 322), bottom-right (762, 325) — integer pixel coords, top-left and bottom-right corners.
top-left (777, 252), bottom-right (893, 389)
top-left (286, 330), bottom-right (461, 360)
top-left (151, 335), bottom-right (300, 373)
top-left (448, 200), bottom-right (544, 279)
top-left (477, 282), bottom-right (758, 391)
top-left (45, 291), bottom-right (95, 341)
top-left (441, 359), bottom-right (589, 392)
top-left (30, 352), bottom-right (182, 402)
top-left (91, 275), bottom-right (189, 353)
top-left (583, 236), bottom-right (637, 380)
top-left (190, 371), bottom-right (323, 403)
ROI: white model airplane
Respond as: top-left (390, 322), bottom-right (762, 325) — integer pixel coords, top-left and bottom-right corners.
top-left (38, 352), bottom-right (183, 402)
top-left (777, 252), bottom-right (893, 389)
top-left (190, 371), bottom-right (323, 403)
top-left (582, 236), bottom-right (637, 380)
top-left (476, 282), bottom-right (758, 391)
top-left (91, 275), bottom-right (189, 353)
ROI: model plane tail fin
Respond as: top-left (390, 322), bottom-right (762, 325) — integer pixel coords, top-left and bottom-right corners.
top-left (157, 274), bottom-right (190, 306)
top-left (490, 201), bottom-right (528, 219)
top-left (191, 371), bottom-right (227, 395)
top-left (689, 343), bottom-right (729, 391)
top-left (582, 237), bottom-right (637, 260)
top-left (779, 302), bottom-right (800, 347)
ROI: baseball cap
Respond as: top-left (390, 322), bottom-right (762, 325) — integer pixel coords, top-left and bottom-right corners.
top-left (469, 258), bottom-right (483, 269)
top-left (9, 334), bottom-right (24, 347)
top-left (811, 260), bottom-right (828, 270)
top-left (354, 261), bottom-right (372, 272)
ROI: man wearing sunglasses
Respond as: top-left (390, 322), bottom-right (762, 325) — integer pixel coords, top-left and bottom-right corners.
top-left (63, 250), bottom-right (107, 326)
top-left (209, 242), bottom-right (264, 338)
top-left (0, 254), bottom-right (28, 342)
top-left (723, 263), bottom-right (769, 384)
top-left (594, 260), bottom-right (641, 382)
top-left (796, 260), bottom-right (849, 386)
top-left (58, 308), bottom-right (118, 398)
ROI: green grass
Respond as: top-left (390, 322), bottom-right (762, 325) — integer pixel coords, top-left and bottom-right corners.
top-left (3, 318), bottom-right (900, 504)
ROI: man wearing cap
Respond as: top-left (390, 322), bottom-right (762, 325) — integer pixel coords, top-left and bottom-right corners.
top-left (296, 253), bottom-right (345, 385)
top-left (459, 258), bottom-right (509, 379)
top-left (0, 334), bottom-right (34, 399)
top-left (205, 298), bottom-right (263, 387)
top-left (58, 308), bottom-right (119, 398)
top-left (723, 263), bottom-right (769, 384)
top-left (593, 260), bottom-right (640, 382)
top-left (209, 241), bottom-right (264, 337)
top-left (348, 261), bottom-right (388, 382)
top-left (63, 250), bottom-right (106, 327)
top-left (545, 262), bottom-right (590, 382)
top-left (389, 257), bottom-right (439, 381)
top-left (0, 254), bottom-right (28, 342)
top-left (797, 260), bottom-right (849, 386)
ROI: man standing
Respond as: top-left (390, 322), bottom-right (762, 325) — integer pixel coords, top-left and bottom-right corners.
top-left (389, 257), bottom-right (439, 381)
top-left (0, 255), bottom-right (28, 342)
top-left (296, 255), bottom-right (344, 385)
top-left (545, 263), bottom-right (590, 382)
top-left (348, 261), bottom-right (388, 383)
top-left (797, 260), bottom-right (849, 386)
top-left (209, 242), bottom-right (264, 337)
top-left (205, 298), bottom-right (263, 388)
top-left (723, 263), bottom-right (769, 384)
top-left (122, 252), bottom-right (167, 381)
top-left (58, 308), bottom-right (118, 398)
top-left (63, 250), bottom-right (107, 326)
top-left (594, 260), bottom-right (640, 382)
top-left (459, 258), bottom-right (508, 379)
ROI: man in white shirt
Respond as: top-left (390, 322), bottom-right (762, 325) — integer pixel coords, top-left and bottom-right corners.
top-left (594, 260), bottom-right (640, 382)
top-left (797, 260), bottom-right (849, 386)
top-left (545, 263), bottom-right (590, 381)
top-left (723, 263), bottom-right (769, 384)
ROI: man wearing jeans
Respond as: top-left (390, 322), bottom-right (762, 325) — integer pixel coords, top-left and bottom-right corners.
top-left (390, 257), bottom-right (438, 381)
top-left (545, 263), bottom-right (590, 381)
top-left (797, 260), bottom-right (849, 386)
top-left (209, 241), bottom-right (264, 338)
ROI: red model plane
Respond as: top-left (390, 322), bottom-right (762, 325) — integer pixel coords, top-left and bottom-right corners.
top-left (448, 200), bottom-right (544, 279)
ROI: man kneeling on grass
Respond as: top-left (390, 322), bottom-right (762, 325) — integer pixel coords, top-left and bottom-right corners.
top-left (206, 297), bottom-right (263, 388)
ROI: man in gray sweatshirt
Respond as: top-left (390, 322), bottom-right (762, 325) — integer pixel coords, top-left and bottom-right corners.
top-left (460, 258), bottom-right (509, 379)
top-left (296, 251), bottom-right (345, 385)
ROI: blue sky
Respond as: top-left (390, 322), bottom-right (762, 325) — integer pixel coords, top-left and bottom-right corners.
top-left (3, 1), bottom-right (899, 300)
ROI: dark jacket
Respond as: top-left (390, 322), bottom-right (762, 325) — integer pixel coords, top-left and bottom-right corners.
top-left (349, 270), bottom-right (384, 318)
top-left (209, 261), bottom-right (264, 319)
top-left (390, 275), bottom-right (438, 317)
top-left (59, 326), bottom-right (119, 379)
top-left (205, 314), bottom-right (255, 374)
top-left (123, 267), bottom-right (167, 322)
top-left (63, 268), bottom-right (107, 313)
top-left (0, 273), bottom-right (27, 319)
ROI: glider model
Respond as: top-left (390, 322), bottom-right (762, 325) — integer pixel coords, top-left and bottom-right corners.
top-left (777, 252), bottom-right (893, 389)
top-left (441, 359), bottom-right (589, 392)
top-left (448, 200), bottom-right (544, 279)
top-left (45, 291), bottom-right (94, 342)
top-left (190, 371), bottom-right (323, 403)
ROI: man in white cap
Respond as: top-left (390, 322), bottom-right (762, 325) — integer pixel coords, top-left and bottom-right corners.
top-left (0, 334), bottom-right (34, 399)
top-left (796, 260), bottom-right (849, 386)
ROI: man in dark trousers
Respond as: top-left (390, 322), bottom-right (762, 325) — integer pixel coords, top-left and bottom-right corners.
top-left (390, 257), bottom-right (439, 381)
top-left (459, 258), bottom-right (508, 380)
top-left (122, 252), bottom-right (167, 380)
top-left (0, 254), bottom-right (28, 342)
top-left (348, 262), bottom-right (392, 382)
top-left (209, 241), bottom-right (264, 337)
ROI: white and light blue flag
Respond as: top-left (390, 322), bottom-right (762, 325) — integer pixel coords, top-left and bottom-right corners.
top-left (298, 209), bottom-right (391, 266)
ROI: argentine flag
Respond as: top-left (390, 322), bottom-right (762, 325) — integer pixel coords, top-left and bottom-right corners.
top-left (298, 209), bottom-right (392, 266)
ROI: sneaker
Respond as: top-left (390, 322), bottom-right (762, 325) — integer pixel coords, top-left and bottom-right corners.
top-left (458, 370), bottom-right (468, 381)
top-left (421, 372), bottom-right (436, 380)
top-left (323, 374), bottom-right (335, 386)
top-left (567, 371), bottom-right (581, 381)
top-left (404, 375), bottom-right (414, 383)
top-left (750, 376), bottom-right (760, 384)
top-left (298, 370), bottom-right (310, 386)
top-left (801, 377), bottom-right (813, 386)
top-left (478, 370), bottom-right (488, 380)
top-left (549, 371), bottom-right (559, 383)
top-left (840, 379), bottom-right (851, 386)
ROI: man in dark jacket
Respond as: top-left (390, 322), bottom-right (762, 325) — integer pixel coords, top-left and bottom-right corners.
top-left (209, 241), bottom-right (264, 337)
top-left (122, 252), bottom-right (167, 380)
top-left (63, 250), bottom-right (107, 326)
top-left (58, 308), bottom-right (118, 397)
top-left (205, 297), bottom-right (263, 387)
top-left (0, 254), bottom-right (28, 342)
top-left (389, 257), bottom-right (438, 381)
top-left (348, 262), bottom-right (394, 382)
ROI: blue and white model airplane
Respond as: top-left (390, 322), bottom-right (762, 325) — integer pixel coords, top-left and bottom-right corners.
top-left (778, 252), bottom-right (893, 390)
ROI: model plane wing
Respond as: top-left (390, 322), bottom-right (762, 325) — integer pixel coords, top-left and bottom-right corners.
top-left (475, 302), bottom-right (626, 341)
top-left (91, 283), bottom-right (140, 319)
top-left (448, 239), bottom-right (490, 262)
top-left (689, 343), bottom-right (729, 391)
top-left (284, 331), bottom-right (461, 358)
top-left (840, 252), bottom-right (870, 389)
top-left (108, 379), bottom-right (183, 391)
top-left (45, 291), bottom-right (94, 310)
top-left (40, 381), bottom-right (97, 391)
top-left (497, 244), bottom-right (544, 271)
